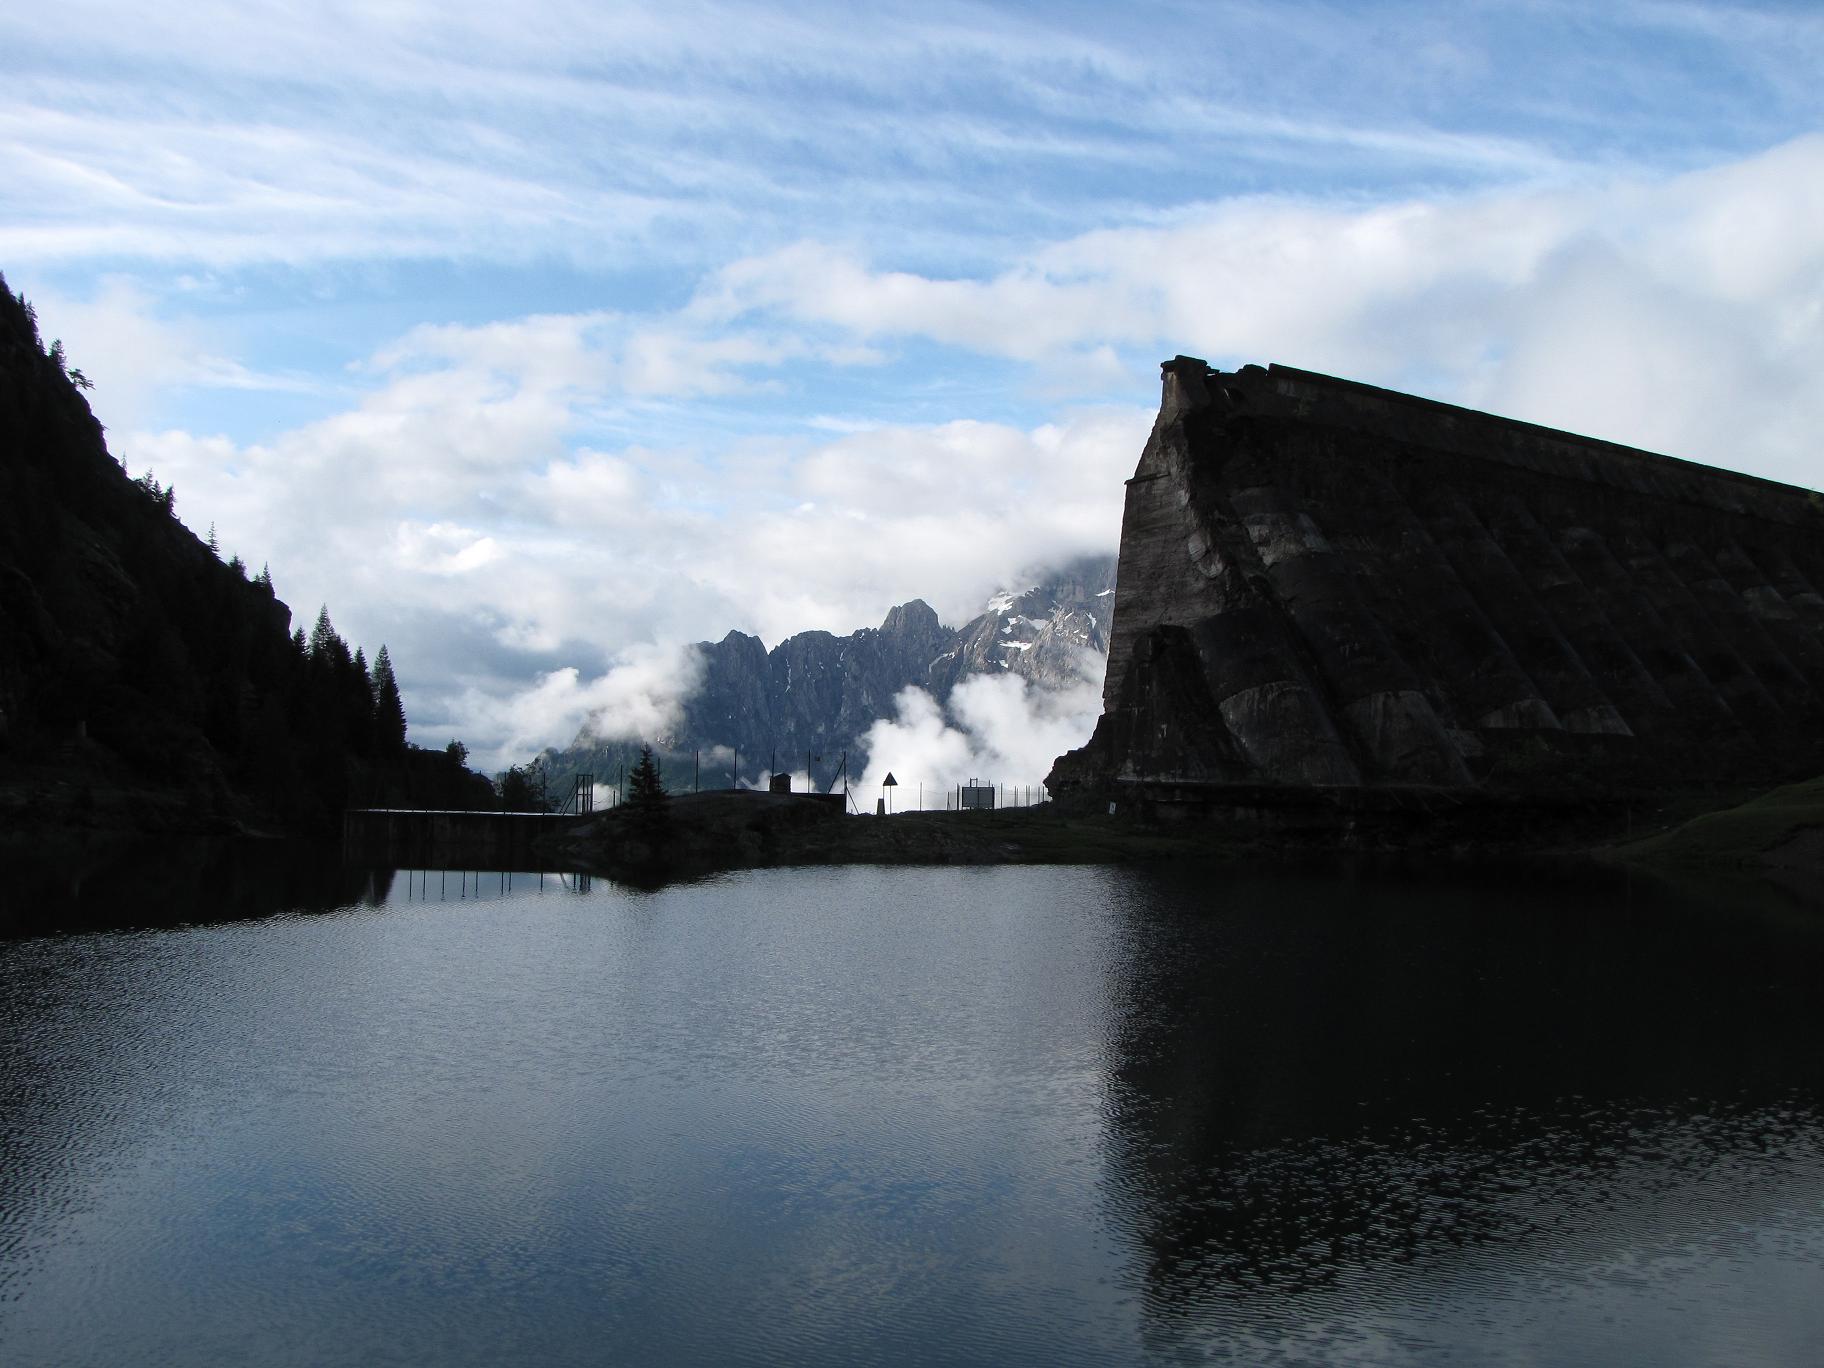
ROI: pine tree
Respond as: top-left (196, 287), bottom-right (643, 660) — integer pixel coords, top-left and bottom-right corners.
top-left (309, 606), bottom-right (339, 661)
top-left (624, 744), bottom-right (671, 851)
top-left (345, 647), bottom-right (375, 757)
top-left (499, 762), bottom-right (550, 812)
top-left (370, 645), bottom-right (407, 753)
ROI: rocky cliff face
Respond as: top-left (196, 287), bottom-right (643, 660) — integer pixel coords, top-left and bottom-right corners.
top-left (927, 557), bottom-right (1114, 698)
top-left (543, 557), bottom-right (1114, 790)
top-left (681, 598), bottom-right (954, 776)
top-left (1050, 358), bottom-right (1824, 799)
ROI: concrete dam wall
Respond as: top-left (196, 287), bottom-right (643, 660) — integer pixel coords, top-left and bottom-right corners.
top-left (1050, 358), bottom-right (1824, 800)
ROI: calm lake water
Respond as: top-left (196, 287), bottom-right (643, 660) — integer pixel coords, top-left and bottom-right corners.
top-left (2, 844), bottom-right (1821, 1366)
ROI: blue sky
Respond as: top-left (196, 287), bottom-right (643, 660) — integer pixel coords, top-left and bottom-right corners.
top-left (6, 1), bottom-right (1824, 766)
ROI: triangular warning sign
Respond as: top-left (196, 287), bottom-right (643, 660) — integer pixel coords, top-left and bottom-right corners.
top-left (882, 772), bottom-right (899, 786)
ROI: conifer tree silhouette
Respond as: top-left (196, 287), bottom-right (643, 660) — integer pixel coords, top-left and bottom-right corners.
top-left (625, 744), bottom-right (671, 850)
top-left (371, 645), bottom-right (408, 753)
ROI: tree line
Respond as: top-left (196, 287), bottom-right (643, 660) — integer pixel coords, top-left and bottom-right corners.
top-left (0, 271), bottom-right (491, 831)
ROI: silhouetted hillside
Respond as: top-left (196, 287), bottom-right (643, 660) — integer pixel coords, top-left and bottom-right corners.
top-left (0, 274), bottom-right (490, 831)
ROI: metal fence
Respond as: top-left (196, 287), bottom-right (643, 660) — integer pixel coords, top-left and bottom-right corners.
top-left (554, 748), bottom-right (1052, 817)
top-left (877, 780), bottom-right (1052, 813)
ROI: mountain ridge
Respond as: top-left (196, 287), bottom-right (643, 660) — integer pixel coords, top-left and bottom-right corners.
top-left (529, 556), bottom-right (1115, 796)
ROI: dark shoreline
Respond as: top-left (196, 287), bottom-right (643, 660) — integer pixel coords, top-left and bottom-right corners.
top-left (535, 783), bottom-right (1821, 901)
top-left (5, 775), bottom-right (1815, 908)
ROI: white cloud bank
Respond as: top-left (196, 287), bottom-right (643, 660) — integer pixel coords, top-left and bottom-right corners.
top-left (854, 653), bottom-right (1108, 808)
top-left (442, 644), bottom-right (705, 772)
top-left (116, 292), bottom-right (1145, 765)
top-left (700, 134), bottom-right (1824, 488)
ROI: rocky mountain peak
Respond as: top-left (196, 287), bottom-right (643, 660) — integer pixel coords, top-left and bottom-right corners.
top-left (879, 598), bottom-right (941, 639)
top-left (531, 555), bottom-right (1116, 791)
top-left (927, 555), bottom-right (1117, 696)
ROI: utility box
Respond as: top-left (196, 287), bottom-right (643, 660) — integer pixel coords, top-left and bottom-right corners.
top-left (960, 779), bottom-right (996, 810)
top-left (768, 772), bottom-right (792, 794)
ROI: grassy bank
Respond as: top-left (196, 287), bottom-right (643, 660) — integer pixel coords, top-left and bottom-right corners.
top-left (540, 791), bottom-right (1238, 878)
top-left (1602, 775), bottom-right (1824, 877)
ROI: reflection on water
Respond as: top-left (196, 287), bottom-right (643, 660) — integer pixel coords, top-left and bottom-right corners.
top-left (1, 836), bottom-right (386, 932)
top-left (0, 847), bottom-right (1820, 1366)
top-left (1102, 865), bottom-right (1824, 1364)
top-left (0, 838), bottom-right (604, 936)
top-left (390, 867), bottom-right (595, 900)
